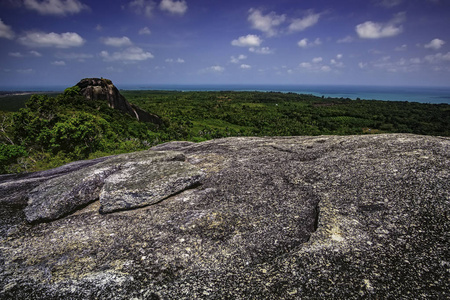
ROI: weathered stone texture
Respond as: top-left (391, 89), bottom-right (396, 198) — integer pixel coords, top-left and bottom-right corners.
top-left (75, 78), bottom-right (162, 124)
top-left (99, 160), bottom-right (205, 213)
top-left (0, 134), bottom-right (448, 299)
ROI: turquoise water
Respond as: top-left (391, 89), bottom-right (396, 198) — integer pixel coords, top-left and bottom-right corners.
top-left (1, 84), bottom-right (449, 104)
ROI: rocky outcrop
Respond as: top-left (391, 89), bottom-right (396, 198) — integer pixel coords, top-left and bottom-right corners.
top-left (75, 78), bottom-right (161, 124)
top-left (23, 151), bottom-right (204, 222)
top-left (0, 134), bottom-right (448, 299)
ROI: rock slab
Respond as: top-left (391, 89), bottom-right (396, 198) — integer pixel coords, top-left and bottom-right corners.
top-left (100, 161), bottom-right (205, 213)
top-left (23, 150), bottom-right (204, 222)
top-left (0, 134), bottom-right (449, 299)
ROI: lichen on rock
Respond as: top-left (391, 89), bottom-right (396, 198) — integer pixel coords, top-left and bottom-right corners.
top-left (1, 134), bottom-right (448, 299)
top-left (23, 150), bottom-right (204, 223)
top-left (99, 160), bottom-right (205, 213)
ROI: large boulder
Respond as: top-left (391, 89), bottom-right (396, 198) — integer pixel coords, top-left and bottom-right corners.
top-left (23, 150), bottom-right (203, 223)
top-left (75, 78), bottom-right (162, 124)
top-left (0, 134), bottom-right (448, 299)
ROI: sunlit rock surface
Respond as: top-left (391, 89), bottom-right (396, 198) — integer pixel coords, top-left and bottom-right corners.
top-left (76, 78), bottom-right (162, 124)
top-left (0, 134), bottom-right (448, 299)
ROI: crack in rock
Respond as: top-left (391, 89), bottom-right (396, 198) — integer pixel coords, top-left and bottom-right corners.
top-left (24, 150), bottom-right (204, 223)
top-left (99, 161), bottom-right (205, 214)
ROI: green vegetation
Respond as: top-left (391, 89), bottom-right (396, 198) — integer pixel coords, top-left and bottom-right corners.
top-left (123, 90), bottom-right (449, 139)
top-left (0, 89), bottom-right (448, 174)
top-left (0, 88), bottom-right (161, 173)
top-left (0, 92), bottom-right (59, 112)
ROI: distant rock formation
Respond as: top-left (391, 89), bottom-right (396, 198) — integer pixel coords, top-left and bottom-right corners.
top-left (0, 134), bottom-right (448, 299)
top-left (75, 78), bottom-right (161, 124)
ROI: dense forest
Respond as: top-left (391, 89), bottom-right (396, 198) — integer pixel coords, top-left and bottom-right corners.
top-left (0, 88), bottom-right (448, 174)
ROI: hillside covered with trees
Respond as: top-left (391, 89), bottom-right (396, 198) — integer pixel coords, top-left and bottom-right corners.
top-left (0, 88), bottom-right (448, 174)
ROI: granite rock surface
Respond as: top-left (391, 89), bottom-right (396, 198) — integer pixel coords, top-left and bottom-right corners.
top-left (75, 78), bottom-right (162, 124)
top-left (0, 134), bottom-right (448, 299)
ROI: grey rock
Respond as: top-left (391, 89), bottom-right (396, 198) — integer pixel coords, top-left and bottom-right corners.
top-left (75, 78), bottom-right (162, 124)
top-left (99, 160), bottom-right (205, 213)
top-left (24, 164), bottom-right (119, 223)
top-left (0, 134), bottom-right (449, 299)
top-left (0, 156), bottom-right (110, 206)
top-left (23, 150), bottom-right (198, 223)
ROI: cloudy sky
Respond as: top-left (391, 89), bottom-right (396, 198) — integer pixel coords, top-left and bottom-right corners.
top-left (0, 0), bottom-right (449, 88)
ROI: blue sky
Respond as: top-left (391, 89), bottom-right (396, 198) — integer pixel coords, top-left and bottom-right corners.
top-left (0, 0), bottom-right (449, 88)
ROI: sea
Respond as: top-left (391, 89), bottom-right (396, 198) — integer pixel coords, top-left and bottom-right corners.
top-left (1, 84), bottom-right (449, 104)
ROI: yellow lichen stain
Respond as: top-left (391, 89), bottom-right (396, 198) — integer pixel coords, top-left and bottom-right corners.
top-left (288, 289), bottom-right (298, 295)
top-left (331, 226), bottom-right (344, 242)
top-left (189, 153), bottom-right (227, 173)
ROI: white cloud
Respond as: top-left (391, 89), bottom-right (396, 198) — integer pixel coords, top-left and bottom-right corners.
top-left (95, 24), bottom-right (103, 31)
top-left (249, 47), bottom-right (273, 54)
top-left (106, 66), bottom-right (124, 73)
top-left (165, 58), bottom-right (185, 63)
top-left (0, 19), bottom-right (15, 39)
top-left (361, 54), bottom-right (426, 73)
top-left (18, 31), bottom-right (85, 48)
top-left (129, 0), bottom-right (155, 18)
top-left (202, 65), bottom-right (225, 73)
top-left (8, 50), bottom-right (43, 58)
top-left (336, 54), bottom-right (343, 60)
top-left (424, 52), bottom-right (450, 63)
top-left (330, 59), bottom-right (344, 67)
top-left (424, 38), bottom-right (445, 50)
top-left (51, 60), bottom-right (66, 66)
top-left (17, 68), bottom-right (34, 74)
top-left (373, 56), bottom-right (424, 73)
top-left (23, 0), bottom-right (89, 16)
top-left (299, 62), bottom-right (312, 68)
top-left (395, 44), bottom-right (407, 51)
top-left (100, 47), bottom-right (154, 62)
top-left (297, 39), bottom-right (308, 48)
top-left (56, 52), bottom-right (93, 61)
top-left (248, 8), bottom-right (286, 37)
top-left (159, 0), bottom-right (187, 15)
top-left (337, 36), bottom-right (353, 43)
top-left (356, 21), bottom-right (402, 39)
top-left (299, 56), bottom-right (334, 73)
top-left (230, 54), bottom-right (247, 63)
top-left (356, 12), bottom-right (405, 39)
top-left (231, 34), bottom-right (262, 47)
top-left (30, 50), bottom-right (42, 57)
top-left (289, 11), bottom-right (320, 32)
top-left (139, 27), bottom-right (151, 35)
top-left (240, 64), bottom-right (251, 69)
top-left (102, 36), bottom-right (132, 47)
top-left (297, 38), bottom-right (321, 48)
top-left (9, 52), bottom-right (23, 58)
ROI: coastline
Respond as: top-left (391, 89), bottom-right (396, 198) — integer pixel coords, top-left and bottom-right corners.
top-left (0, 84), bottom-right (449, 104)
